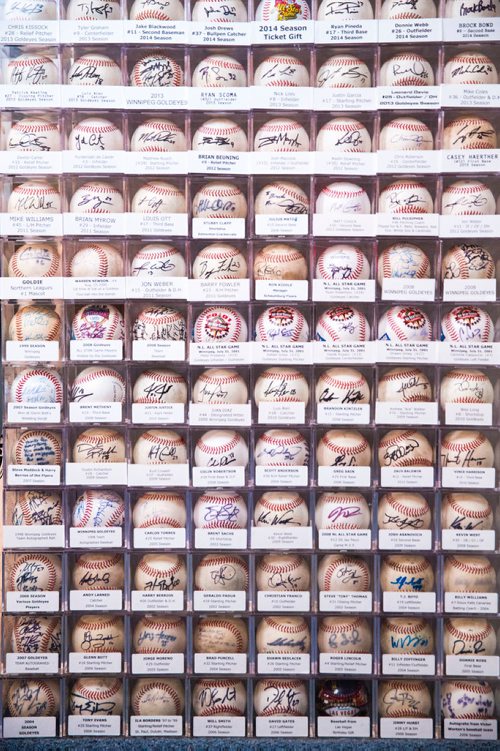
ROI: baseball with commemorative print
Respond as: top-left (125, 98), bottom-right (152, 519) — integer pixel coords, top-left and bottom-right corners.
top-left (131, 118), bottom-right (186, 152)
top-left (192, 54), bottom-right (247, 87)
top-left (256, 554), bottom-right (310, 592)
top-left (254, 491), bottom-right (309, 527)
top-left (133, 615), bottom-right (186, 654)
top-left (194, 429), bottom-right (249, 467)
top-left (192, 369), bottom-right (248, 404)
top-left (131, 678), bottom-right (184, 717)
top-left (315, 491), bottom-right (371, 529)
top-left (195, 553), bottom-right (248, 591)
top-left (256, 616), bottom-right (310, 653)
top-left (377, 492), bottom-right (432, 530)
top-left (378, 429), bottom-right (434, 468)
top-left (11, 616), bottom-right (61, 654)
top-left (441, 492), bottom-right (493, 530)
top-left (380, 617), bottom-right (434, 654)
top-left (315, 243), bottom-right (370, 281)
top-left (317, 616), bottom-right (372, 654)
top-left (316, 305), bottom-right (370, 342)
top-left (318, 554), bottom-right (371, 592)
top-left (380, 555), bottom-right (435, 592)
top-left (193, 306), bottom-right (248, 343)
top-left (255, 306), bottom-right (309, 342)
top-left (71, 490), bottom-right (124, 528)
top-left (134, 553), bottom-right (187, 592)
top-left (133, 492), bottom-right (186, 529)
top-left (316, 117), bottom-right (372, 153)
top-left (72, 303), bottom-right (124, 340)
top-left (378, 306), bottom-right (432, 341)
top-left (316, 429), bottom-right (371, 467)
top-left (254, 428), bottom-right (309, 466)
top-left (255, 0), bottom-right (310, 19)
top-left (441, 306), bottom-right (494, 343)
top-left (72, 552), bottom-right (124, 590)
top-left (71, 615), bottom-right (124, 653)
top-left (8, 241), bottom-right (60, 277)
top-left (73, 427), bottom-right (126, 464)
top-left (194, 616), bottom-right (248, 653)
top-left (193, 490), bottom-right (247, 529)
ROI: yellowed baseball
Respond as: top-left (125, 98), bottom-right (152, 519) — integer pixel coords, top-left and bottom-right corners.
top-left (194, 616), bottom-right (248, 653)
top-left (195, 554), bottom-right (248, 591)
top-left (440, 430), bottom-right (494, 469)
top-left (315, 367), bottom-right (370, 406)
top-left (131, 678), bottom-right (184, 717)
top-left (256, 616), bottom-right (310, 653)
top-left (133, 615), bottom-right (186, 654)
top-left (444, 555), bottom-right (496, 592)
top-left (134, 554), bottom-right (187, 591)
top-left (72, 553), bottom-right (124, 591)
top-left (377, 492), bottom-right (432, 530)
top-left (133, 429), bottom-right (187, 465)
top-left (378, 680), bottom-right (431, 718)
top-left (71, 615), bottom-right (124, 653)
top-left (378, 429), bottom-right (434, 468)
top-left (444, 618), bottom-right (496, 656)
top-left (318, 554), bottom-right (371, 592)
top-left (317, 616), bottom-right (372, 653)
top-left (378, 367), bottom-right (432, 403)
top-left (441, 492), bottom-right (493, 530)
top-left (256, 554), bottom-right (310, 592)
top-left (192, 679), bottom-right (246, 716)
top-left (316, 429), bottom-right (371, 466)
top-left (443, 116), bottom-right (497, 151)
top-left (380, 617), bottom-right (434, 654)
top-left (380, 555), bottom-right (434, 592)
top-left (72, 427), bottom-right (126, 464)
top-left (315, 491), bottom-right (371, 529)
top-left (69, 678), bottom-right (122, 716)
top-left (253, 243), bottom-right (308, 280)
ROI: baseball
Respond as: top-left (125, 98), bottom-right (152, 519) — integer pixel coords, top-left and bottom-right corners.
top-left (71, 490), bottom-right (124, 528)
top-left (440, 305), bottom-right (494, 342)
top-left (133, 492), bottom-right (186, 529)
top-left (254, 367), bottom-right (309, 405)
top-left (254, 180), bottom-right (309, 215)
top-left (131, 181), bottom-right (185, 214)
top-left (130, 54), bottom-right (183, 87)
top-left (131, 119), bottom-right (186, 152)
top-left (69, 678), bottom-right (123, 716)
top-left (254, 679), bottom-right (308, 716)
top-left (133, 615), bottom-right (186, 654)
top-left (378, 306), bottom-right (432, 341)
top-left (192, 117), bottom-right (248, 152)
top-left (379, 117), bottom-right (434, 151)
top-left (192, 181), bottom-right (247, 218)
top-left (69, 181), bottom-right (124, 213)
top-left (444, 555), bottom-right (496, 592)
top-left (134, 553), bottom-right (187, 592)
top-left (72, 553), bottom-right (124, 590)
top-left (69, 242), bottom-right (123, 277)
top-left (441, 180), bottom-right (496, 215)
top-left (317, 677), bottom-right (368, 715)
top-left (255, 305), bottom-right (309, 342)
top-left (7, 117), bottom-right (60, 152)
top-left (133, 369), bottom-right (187, 405)
top-left (68, 117), bottom-right (124, 151)
top-left (193, 306), bottom-right (247, 343)
top-left (316, 117), bottom-right (372, 153)
top-left (441, 429), bottom-right (494, 468)
top-left (131, 243), bottom-right (186, 277)
top-left (254, 117), bottom-right (310, 152)
top-left (445, 0), bottom-right (498, 14)
top-left (192, 243), bottom-right (247, 279)
top-left (12, 430), bottom-right (62, 466)
top-left (254, 491), bottom-right (309, 527)
top-left (68, 53), bottom-right (122, 86)
top-left (70, 366), bottom-right (126, 403)
top-left (71, 615), bottom-right (124, 653)
top-left (11, 490), bottom-right (62, 526)
top-left (254, 244), bottom-right (307, 280)
top-left (378, 492), bottom-right (432, 530)
top-left (441, 680), bottom-right (495, 719)
top-left (442, 243), bottom-right (495, 279)
top-left (253, 54), bottom-right (309, 87)
top-left (444, 52), bottom-right (498, 85)
top-left (381, 617), bottom-right (434, 654)
top-left (316, 305), bottom-right (370, 342)
top-left (377, 243), bottom-right (431, 284)
top-left (317, 616), bottom-right (373, 653)
top-left (317, 429), bottom-right (371, 466)
top-left (316, 181), bottom-right (371, 214)
top-left (192, 0), bottom-right (247, 19)
top-left (72, 427), bottom-right (126, 463)
top-left (256, 554), bottom-right (310, 591)
top-left (192, 679), bottom-right (246, 716)
top-left (316, 54), bottom-right (371, 88)
top-left (380, 54), bottom-right (435, 86)
top-left (133, 429), bottom-right (187, 464)
top-left (378, 680), bottom-right (431, 718)
top-left (444, 618), bottom-right (496, 656)
top-left (66, 0), bottom-right (120, 17)
top-left (315, 244), bottom-right (370, 280)
top-left (441, 492), bottom-right (493, 530)
top-left (9, 553), bottom-right (62, 592)
top-left (4, 0), bottom-right (56, 18)
top-left (71, 303), bottom-right (124, 340)
top-left (131, 678), bottom-right (184, 717)
top-left (256, 616), bottom-right (310, 653)
top-left (317, 0), bottom-right (373, 18)
top-left (194, 616), bottom-right (248, 653)
top-left (315, 491), bottom-right (371, 529)
top-left (315, 367), bottom-right (370, 406)
top-left (8, 679), bottom-right (60, 718)
top-left (192, 369), bottom-right (248, 405)
top-left (193, 490), bottom-right (247, 529)
top-left (11, 367), bottom-right (63, 406)
top-left (12, 616), bottom-right (61, 654)
top-left (378, 366), bottom-right (432, 403)
top-left (8, 304), bottom-right (60, 342)
top-left (191, 54), bottom-right (247, 87)
top-left (255, 0), bottom-right (310, 18)
top-left (379, 179), bottom-right (434, 214)
top-left (254, 429), bottom-right (309, 466)
top-left (194, 429), bottom-right (249, 467)
top-left (8, 179), bottom-right (61, 214)
top-left (378, 429), bottom-right (434, 468)
top-left (129, 0), bottom-right (184, 19)
top-left (194, 553), bottom-right (248, 591)
top-left (440, 368), bottom-right (493, 407)
top-left (8, 241), bottom-right (60, 278)
top-left (8, 53), bottom-right (58, 86)
top-left (380, 0), bottom-right (436, 17)
top-left (380, 555), bottom-right (435, 592)
top-left (132, 306), bottom-right (186, 341)
top-left (318, 554), bottom-right (371, 592)
top-left (443, 116), bottom-right (497, 150)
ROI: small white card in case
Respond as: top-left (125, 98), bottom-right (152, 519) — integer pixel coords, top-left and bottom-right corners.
top-left (445, 592), bottom-right (498, 614)
top-left (3, 717), bottom-right (56, 739)
top-left (378, 17), bottom-right (442, 42)
top-left (193, 717), bottom-right (246, 737)
top-left (317, 716), bottom-right (371, 738)
top-left (379, 530), bottom-right (432, 552)
top-left (258, 402), bottom-right (305, 425)
top-left (380, 718), bottom-right (434, 739)
top-left (63, 213), bottom-right (121, 237)
top-left (252, 20), bottom-right (314, 44)
top-left (317, 403), bottom-right (370, 426)
top-left (6, 591), bottom-right (59, 613)
top-left (319, 653), bottom-right (372, 675)
top-left (377, 150), bottom-right (437, 175)
top-left (8, 403), bottom-right (61, 425)
top-left (383, 591), bottom-right (436, 613)
top-left (442, 17), bottom-right (500, 41)
top-left (6, 652), bottom-right (59, 675)
top-left (441, 149), bottom-right (500, 174)
top-left (255, 279), bottom-right (308, 301)
top-left (188, 278), bottom-right (250, 303)
top-left (128, 463), bottom-right (189, 488)
top-left (252, 151), bottom-right (313, 176)
top-left (68, 716), bottom-right (121, 737)
top-left (195, 528), bottom-right (247, 550)
top-left (255, 213), bottom-right (309, 236)
top-left (319, 591), bottom-right (372, 613)
top-left (131, 591), bottom-right (184, 612)
top-left (192, 466), bottom-right (245, 488)
top-left (2, 213), bottom-right (62, 238)
top-left (1, 276), bottom-right (63, 300)
top-left (69, 652), bottom-right (121, 674)
top-left (446, 654), bottom-right (499, 678)
top-left (253, 341), bottom-right (313, 365)
top-left (66, 463), bottom-right (127, 486)
top-left (257, 653), bottom-right (310, 674)
top-left (7, 465), bottom-right (60, 487)
top-left (0, 20), bottom-right (59, 45)
top-left (313, 341), bottom-right (375, 365)
top-left (377, 340), bottom-right (437, 365)
top-left (189, 342), bottom-right (251, 366)
top-left (443, 278), bottom-right (496, 303)
top-left (314, 87), bottom-right (377, 112)
top-left (444, 719), bottom-right (497, 740)
top-left (439, 342), bottom-right (500, 366)
top-left (189, 151), bottom-right (249, 176)
top-left (70, 340), bottom-right (123, 361)
top-left (251, 85), bottom-right (314, 112)
top-left (126, 275), bottom-right (187, 300)
top-left (60, 19), bottom-right (124, 43)
top-left (441, 84), bottom-right (500, 109)
top-left (192, 217), bottom-right (245, 240)
top-left (314, 151), bottom-right (376, 177)
top-left (134, 528), bottom-right (186, 550)
top-left (251, 526), bottom-right (312, 550)
top-left (123, 19), bottom-right (189, 44)
top-left (382, 654), bottom-right (435, 676)
top-left (441, 467), bottom-right (495, 489)
top-left (189, 87), bottom-right (249, 111)
top-left (195, 653), bottom-right (247, 674)
top-left (314, 19), bottom-right (377, 43)
top-left (378, 86), bottom-right (440, 109)
top-left (380, 466), bottom-right (434, 488)
top-left (132, 653), bottom-right (184, 675)
top-left (125, 212), bottom-right (189, 237)
top-left (70, 590), bottom-right (122, 611)
top-left (442, 529), bottom-right (495, 552)
top-left (132, 403), bottom-right (185, 425)
top-left (124, 87), bottom-right (190, 111)
top-left (318, 529), bottom-right (372, 551)
top-left (257, 591), bottom-right (310, 612)
top-left (375, 401), bottom-right (438, 426)
top-left (439, 214), bottom-right (500, 239)
top-left (189, 403), bottom-right (251, 427)
top-left (6, 341), bottom-right (59, 362)
top-left (318, 466), bottom-right (371, 488)
top-left (445, 403), bottom-right (492, 427)
top-left (61, 85), bottom-right (123, 110)
top-left (64, 276), bottom-right (125, 300)
top-left (312, 279), bottom-right (375, 303)
top-left (194, 590), bottom-right (246, 612)
top-left (69, 403), bottom-right (122, 424)
top-left (132, 340), bottom-right (185, 362)
top-left (381, 278), bottom-right (435, 302)
top-left (255, 465), bottom-right (308, 487)
top-left (256, 716), bottom-right (308, 738)
top-left (190, 21), bottom-right (250, 45)
top-left (70, 527), bottom-right (122, 549)
top-left (313, 213), bottom-right (377, 238)
top-left (377, 213), bottom-right (439, 237)
top-left (131, 716), bottom-right (183, 737)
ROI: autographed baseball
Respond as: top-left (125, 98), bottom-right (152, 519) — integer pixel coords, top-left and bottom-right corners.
top-left (194, 306), bottom-right (247, 343)
top-left (4, 0), bottom-right (56, 18)
top-left (254, 180), bottom-right (309, 215)
top-left (133, 492), bottom-right (186, 529)
top-left (315, 244), bottom-right (370, 280)
top-left (317, 0), bottom-right (373, 17)
top-left (442, 680), bottom-right (495, 719)
top-left (441, 429), bottom-right (494, 468)
top-left (378, 492), bottom-right (432, 530)
top-left (441, 492), bottom-right (493, 530)
top-left (194, 616), bottom-right (248, 653)
top-left (11, 367), bottom-right (63, 406)
top-left (381, 617), bottom-right (434, 654)
top-left (12, 616), bottom-right (61, 654)
top-left (442, 243), bottom-right (495, 279)
top-left (132, 181), bottom-right (185, 214)
top-left (66, 0), bottom-right (120, 18)
top-left (132, 306), bottom-right (186, 341)
top-left (256, 616), bottom-right (310, 654)
top-left (253, 54), bottom-right (309, 87)
top-left (68, 117), bottom-right (124, 151)
top-left (255, 305), bottom-right (309, 342)
top-left (134, 554), bottom-right (187, 591)
top-left (444, 618), bottom-right (496, 656)
top-left (133, 369), bottom-right (187, 405)
top-left (70, 366), bottom-right (125, 403)
top-left (11, 490), bottom-right (62, 526)
top-left (440, 369), bottom-right (493, 407)
top-left (316, 54), bottom-right (371, 88)
top-left (378, 429), bottom-right (434, 468)
top-left (317, 429), bottom-right (371, 466)
top-left (316, 117), bottom-right (372, 153)
top-left (8, 679), bottom-right (60, 717)
top-left (378, 680), bottom-right (431, 718)
top-left (317, 616), bottom-right (373, 653)
top-left (133, 429), bottom-right (187, 464)
top-left (194, 429), bottom-right (248, 467)
top-left (8, 241), bottom-right (60, 277)
top-left (377, 243), bottom-right (431, 284)
top-left (254, 679), bottom-right (308, 716)
top-left (318, 554), bottom-right (371, 592)
top-left (131, 678), bottom-right (184, 717)
top-left (192, 243), bottom-right (247, 279)
top-left (9, 553), bottom-right (62, 592)
top-left (129, 0), bottom-right (184, 19)
top-left (444, 52), bottom-right (498, 85)
top-left (445, 0), bottom-right (498, 14)
top-left (441, 179), bottom-right (496, 215)
top-left (71, 615), bottom-right (124, 653)
top-left (254, 491), bottom-right (309, 527)
top-left (379, 179), bottom-right (434, 214)
top-left (441, 305), bottom-right (494, 342)
top-left (315, 491), bottom-right (371, 529)
top-left (72, 427), bottom-right (126, 463)
top-left (378, 306), bottom-right (432, 341)
top-left (69, 181), bottom-right (124, 213)
top-left (8, 179), bottom-right (61, 214)
top-left (131, 244), bottom-right (186, 277)
top-left (254, 117), bottom-right (310, 152)
top-left (192, 54), bottom-right (247, 87)
top-left (379, 117), bottom-right (434, 151)
top-left (255, 0), bottom-right (310, 18)
top-left (130, 54), bottom-right (183, 87)
top-left (254, 429), bottom-right (309, 466)
top-left (193, 490), bottom-right (247, 529)
top-left (7, 117), bottom-right (60, 152)
top-left (254, 243), bottom-right (307, 281)
top-left (192, 117), bottom-right (248, 152)
top-left (133, 615), bottom-right (186, 654)
top-left (192, 181), bottom-right (247, 218)
top-left (192, 679), bottom-right (246, 716)
top-left (254, 367), bottom-right (309, 405)
top-left (443, 116), bottom-right (497, 150)
top-left (378, 366), bottom-right (432, 402)
top-left (71, 303), bottom-right (124, 340)
top-left (69, 242), bottom-right (123, 277)
top-left (194, 554), bottom-right (248, 591)
top-left (379, 53), bottom-right (435, 86)
top-left (316, 181), bottom-right (371, 214)
top-left (444, 555), bottom-right (496, 592)
top-left (316, 305), bottom-right (370, 342)
top-left (192, 0), bottom-right (247, 19)
top-left (8, 53), bottom-right (58, 85)
top-left (72, 490), bottom-right (124, 528)
top-left (380, 555), bottom-right (434, 592)
top-left (13, 430), bottom-right (61, 466)
top-left (315, 367), bottom-right (370, 405)
top-left (69, 678), bottom-right (123, 716)
top-left (131, 119), bottom-right (186, 152)
top-left (68, 53), bottom-right (122, 86)
top-left (380, 0), bottom-right (436, 17)
top-left (256, 554), bottom-right (310, 591)
top-left (72, 552), bottom-right (124, 590)
top-left (192, 369), bottom-right (248, 404)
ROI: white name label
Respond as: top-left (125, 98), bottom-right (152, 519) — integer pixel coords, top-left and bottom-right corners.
top-left (445, 592), bottom-right (498, 614)
top-left (319, 591), bottom-right (373, 612)
top-left (251, 526), bottom-right (312, 550)
top-left (380, 718), bottom-right (434, 739)
top-left (257, 591), bottom-right (310, 612)
top-left (383, 591), bottom-right (436, 613)
top-left (382, 654), bottom-right (435, 676)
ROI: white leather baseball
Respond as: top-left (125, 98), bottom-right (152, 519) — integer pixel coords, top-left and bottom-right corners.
top-left (315, 491), bottom-right (371, 529)
top-left (195, 554), bottom-right (248, 591)
top-left (68, 53), bottom-right (122, 86)
top-left (192, 679), bottom-right (246, 716)
top-left (66, 0), bottom-right (121, 18)
top-left (441, 492), bottom-right (493, 530)
top-left (193, 306), bottom-right (247, 343)
top-left (444, 555), bottom-right (496, 592)
top-left (444, 618), bottom-right (496, 656)
top-left (379, 53), bottom-right (435, 86)
top-left (8, 53), bottom-right (58, 85)
top-left (443, 116), bottom-right (497, 150)
top-left (317, 0), bottom-right (373, 17)
top-left (441, 680), bottom-right (495, 719)
top-left (133, 369), bottom-right (187, 405)
top-left (256, 554), bottom-right (310, 591)
top-left (192, 117), bottom-right (248, 152)
top-left (441, 305), bottom-right (494, 342)
top-left (317, 429), bottom-right (371, 466)
top-left (254, 491), bottom-right (309, 527)
top-left (378, 366), bottom-right (432, 402)
top-left (11, 367), bottom-right (63, 405)
top-left (132, 306), bottom-right (186, 341)
top-left (381, 617), bottom-right (434, 654)
top-left (8, 242), bottom-right (60, 277)
top-left (379, 117), bottom-right (434, 151)
top-left (316, 117), bottom-right (372, 153)
top-left (318, 554), bottom-right (371, 592)
top-left (8, 179), bottom-right (61, 214)
top-left (192, 243), bottom-right (247, 279)
top-left (441, 429), bottom-right (494, 469)
top-left (377, 243), bottom-right (431, 284)
top-left (378, 492), bottom-right (432, 530)
top-left (192, 54), bottom-right (247, 87)
top-left (129, 0), bottom-right (184, 19)
top-left (8, 679), bottom-right (60, 717)
top-left (12, 616), bottom-right (61, 654)
top-left (253, 54), bottom-right (309, 87)
top-left (318, 616), bottom-right (372, 653)
top-left (192, 368), bottom-right (248, 404)
top-left (131, 678), bottom-right (184, 717)
top-left (130, 54), bottom-right (183, 87)
top-left (70, 181), bottom-right (124, 213)
top-left (254, 367), bottom-right (310, 405)
top-left (442, 243), bottom-right (495, 279)
top-left (315, 367), bottom-right (370, 405)
top-left (441, 179), bottom-right (496, 215)
top-left (9, 553), bottom-right (62, 591)
top-left (255, 0), bottom-right (309, 18)
top-left (192, 0), bottom-right (247, 19)
top-left (440, 368), bottom-right (493, 407)
top-left (133, 492), bottom-right (186, 529)
top-left (444, 52), bottom-right (498, 85)
top-left (131, 243), bottom-right (186, 277)
top-left (316, 54), bottom-right (371, 88)
top-left (71, 303), bottom-right (124, 340)
top-left (68, 118), bottom-right (124, 151)
top-left (72, 427), bottom-right (126, 463)
top-left (133, 429), bottom-right (187, 464)
top-left (4, 0), bottom-right (56, 18)
top-left (7, 117), bottom-right (60, 152)
top-left (69, 678), bottom-right (123, 715)
top-left (254, 679), bottom-right (307, 716)
top-left (194, 616), bottom-right (248, 653)
top-left (316, 244), bottom-right (370, 280)
top-left (254, 429), bottom-right (309, 466)
top-left (380, 555), bottom-right (434, 592)
top-left (132, 181), bottom-right (185, 214)
top-left (380, 0), bottom-right (436, 17)
top-left (194, 429), bottom-right (248, 467)
top-left (71, 490), bottom-right (124, 528)
top-left (72, 552), bottom-right (124, 590)
top-left (192, 181), bottom-right (247, 218)
top-left (193, 490), bottom-right (247, 529)
top-left (254, 180), bottom-right (309, 215)
top-left (11, 490), bottom-right (62, 526)
top-left (71, 366), bottom-right (125, 403)
top-left (13, 430), bottom-right (62, 466)
top-left (254, 117), bottom-right (310, 152)
top-left (378, 429), bottom-right (434, 468)
top-left (69, 242), bottom-right (122, 277)
top-left (379, 179), bottom-right (434, 214)
top-left (316, 181), bottom-right (371, 214)
top-left (254, 243), bottom-right (307, 281)
top-left (131, 119), bottom-right (186, 152)
top-left (134, 553), bottom-right (187, 591)
top-left (71, 615), bottom-right (124, 653)
top-left (256, 616), bottom-right (310, 653)
top-left (133, 615), bottom-right (186, 653)
top-left (378, 306), bottom-right (432, 341)
top-left (378, 680), bottom-right (431, 718)
top-left (255, 305), bottom-right (309, 342)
